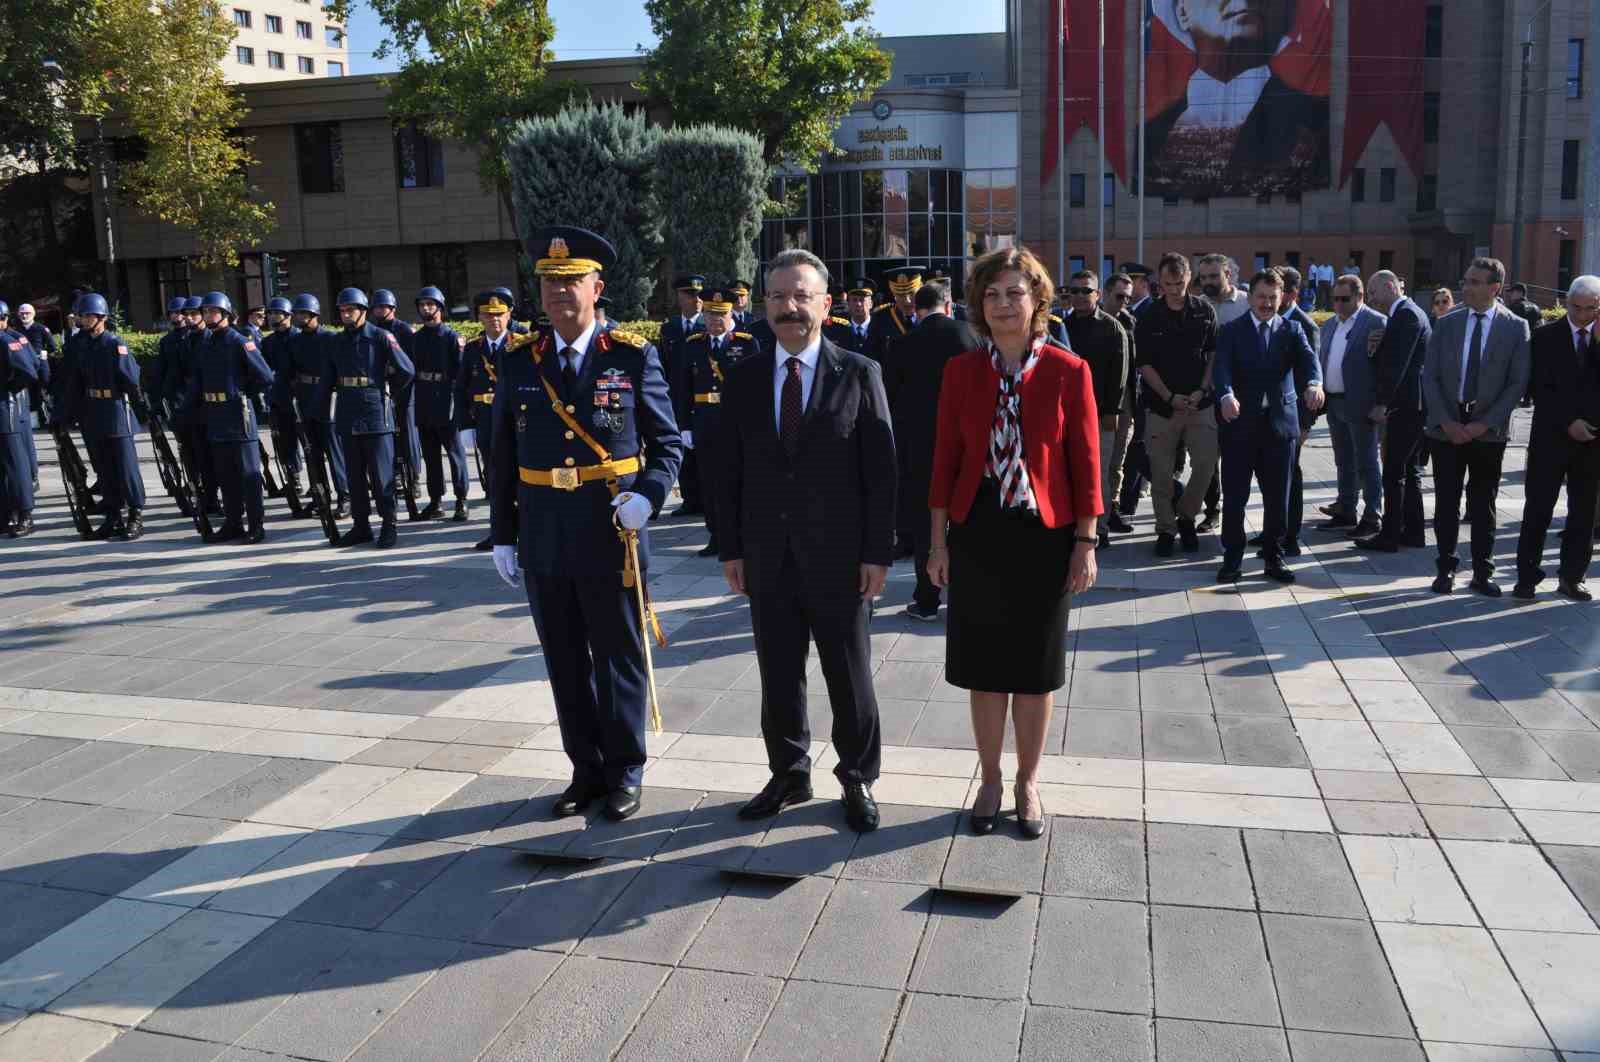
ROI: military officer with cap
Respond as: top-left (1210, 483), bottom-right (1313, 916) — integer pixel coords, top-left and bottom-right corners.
top-left (149, 297), bottom-right (190, 420)
top-left (259, 296), bottom-right (302, 494)
top-left (595, 294), bottom-right (616, 333)
top-left (314, 287), bottom-right (415, 549)
top-left (16, 303), bottom-right (55, 433)
top-left (831, 278), bottom-right (877, 356)
top-left (410, 285), bottom-right (469, 521)
top-left (457, 289), bottom-right (514, 550)
top-left (187, 291), bottom-right (275, 543)
top-left (0, 304), bottom-right (40, 536)
top-left (490, 225), bottom-right (682, 823)
top-left (676, 280), bottom-right (760, 557)
top-left (63, 293), bottom-right (147, 540)
top-left (730, 280), bottom-right (754, 326)
top-left (660, 274), bottom-right (705, 515)
top-left (243, 305), bottom-right (266, 345)
top-left (866, 265), bottom-right (925, 367)
top-left (274, 294), bottom-right (349, 518)
top-left (0, 303), bottom-right (42, 499)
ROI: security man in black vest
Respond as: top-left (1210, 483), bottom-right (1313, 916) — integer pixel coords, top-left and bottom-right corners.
top-left (315, 287), bottom-right (415, 549)
top-left (676, 281), bottom-right (761, 557)
top-left (187, 291), bottom-right (275, 543)
top-left (371, 288), bottom-right (423, 499)
top-left (63, 293), bottom-right (147, 540)
top-left (489, 226), bottom-right (682, 823)
top-left (410, 285), bottom-right (469, 520)
top-left (274, 294), bottom-right (349, 518)
top-left (0, 308), bottom-right (40, 537)
top-left (457, 289), bottom-right (512, 550)
top-left (866, 265), bottom-right (923, 365)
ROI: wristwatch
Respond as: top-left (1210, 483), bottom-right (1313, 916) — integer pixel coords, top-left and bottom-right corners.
top-left (1074, 535), bottom-right (1097, 547)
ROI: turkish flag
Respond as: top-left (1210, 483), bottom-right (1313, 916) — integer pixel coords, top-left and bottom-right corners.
top-left (1042, 0), bottom-right (1128, 185)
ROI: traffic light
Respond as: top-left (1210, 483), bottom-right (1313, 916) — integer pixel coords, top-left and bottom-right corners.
top-left (263, 253), bottom-right (291, 298)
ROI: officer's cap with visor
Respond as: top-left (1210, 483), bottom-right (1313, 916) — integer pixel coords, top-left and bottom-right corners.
top-left (699, 281), bottom-right (736, 316)
top-left (529, 227), bottom-right (618, 279)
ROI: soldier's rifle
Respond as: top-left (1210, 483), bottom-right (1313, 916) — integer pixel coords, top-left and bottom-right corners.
top-left (294, 418), bottom-right (341, 545)
top-left (49, 424), bottom-right (94, 539)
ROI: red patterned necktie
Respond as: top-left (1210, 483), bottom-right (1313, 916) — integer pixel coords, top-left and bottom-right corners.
top-left (780, 357), bottom-right (803, 455)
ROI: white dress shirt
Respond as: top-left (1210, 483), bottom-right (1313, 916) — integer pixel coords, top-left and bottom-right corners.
top-left (1175, 65), bottom-right (1271, 131)
top-left (554, 319), bottom-right (597, 378)
top-left (1324, 314), bottom-right (1356, 394)
top-left (772, 333), bottom-right (822, 425)
top-left (1458, 303), bottom-right (1501, 403)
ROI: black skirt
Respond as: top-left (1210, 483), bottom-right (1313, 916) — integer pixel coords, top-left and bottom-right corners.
top-left (946, 478), bottom-right (1073, 695)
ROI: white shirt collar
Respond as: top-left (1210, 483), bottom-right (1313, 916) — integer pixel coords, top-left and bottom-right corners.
top-left (1251, 312), bottom-right (1281, 333)
top-left (1176, 65), bottom-right (1272, 130)
top-left (555, 320), bottom-right (597, 361)
top-left (775, 332), bottom-right (823, 369)
top-left (484, 330), bottom-right (508, 352)
top-left (1572, 316), bottom-right (1593, 343)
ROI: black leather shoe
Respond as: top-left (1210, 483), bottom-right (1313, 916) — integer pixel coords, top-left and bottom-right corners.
top-left (1106, 513), bottom-right (1133, 534)
top-left (1468, 576), bottom-right (1501, 598)
top-left (1247, 533), bottom-right (1265, 546)
top-left (338, 524), bottom-right (374, 547)
top-left (1155, 533), bottom-right (1176, 558)
top-left (1178, 519), bottom-right (1200, 551)
top-left (1280, 539), bottom-right (1302, 557)
top-left (417, 500), bottom-right (443, 520)
top-left (1346, 517), bottom-right (1382, 539)
top-left (90, 515), bottom-right (121, 540)
top-left (6, 516), bottom-right (34, 538)
top-left (1431, 572), bottom-right (1455, 594)
top-left (552, 779), bottom-right (606, 817)
top-left (604, 785), bottom-right (642, 821)
top-left (1318, 503), bottom-right (1345, 518)
top-left (1318, 514), bottom-right (1357, 531)
top-left (473, 534), bottom-right (493, 552)
top-left (243, 525), bottom-right (265, 545)
top-left (739, 774), bottom-right (813, 819)
top-left (375, 521), bottom-right (398, 549)
top-left (969, 781), bottom-right (1002, 836)
top-left (452, 499), bottom-right (469, 522)
top-left (1558, 580), bottom-right (1593, 602)
top-left (333, 498), bottom-right (348, 519)
top-left (211, 522), bottom-right (244, 543)
top-left (843, 781), bottom-right (879, 833)
top-left (1512, 582), bottom-right (1537, 600)
top-left (1217, 561), bottom-right (1243, 583)
top-left (1354, 535), bottom-right (1400, 553)
top-left (1195, 511), bottom-right (1218, 534)
top-left (696, 542), bottom-right (719, 557)
top-left (1015, 783), bottom-right (1045, 840)
top-left (1264, 559), bottom-right (1296, 584)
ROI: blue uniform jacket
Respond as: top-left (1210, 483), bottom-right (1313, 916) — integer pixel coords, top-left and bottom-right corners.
top-left (166, 328), bottom-right (208, 427)
top-left (674, 330), bottom-right (761, 431)
top-left (489, 326), bottom-right (682, 577)
top-left (314, 322), bottom-right (415, 436)
top-left (260, 327), bottom-right (295, 378)
top-left (410, 324), bottom-right (464, 428)
top-left (1213, 314), bottom-right (1321, 440)
top-left (187, 326), bottom-right (274, 443)
top-left (66, 331), bottom-right (142, 439)
top-left (455, 336), bottom-right (500, 430)
top-left (274, 327), bottom-right (334, 422)
top-left (1, 331), bottom-right (39, 435)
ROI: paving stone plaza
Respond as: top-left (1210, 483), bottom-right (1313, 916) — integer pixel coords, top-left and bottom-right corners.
top-left (3, 414), bottom-right (1600, 1062)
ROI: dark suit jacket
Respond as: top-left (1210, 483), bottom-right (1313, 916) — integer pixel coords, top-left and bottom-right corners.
top-left (1212, 314), bottom-right (1320, 440)
top-left (717, 338), bottom-right (896, 595)
top-left (1372, 296), bottom-right (1431, 416)
top-left (1529, 318), bottom-right (1600, 440)
top-left (1146, 75), bottom-right (1330, 196)
top-left (885, 313), bottom-right (981, 479)
top-left (1282, 303), bottom-right (1321, 430)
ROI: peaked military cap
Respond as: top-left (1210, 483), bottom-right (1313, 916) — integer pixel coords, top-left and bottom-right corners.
top-left (884, 266), bottom-right (925, 297)
top-left (699, 282), bottom-right (736, 314)
top-left (847, 277), bottom-right (877, 297)
top-left (596, 294), bottom-right (613, 310)
top-left (674, 273), bottom-right (706, 293)
top-left (730, 279), bottom-right (752, 295)
top-left (474, 290), bottom-right (514, 315)
top-left (529, 226), bottom-right (616, 277)
top-left (1121, 261), bottom-right (1152, 278)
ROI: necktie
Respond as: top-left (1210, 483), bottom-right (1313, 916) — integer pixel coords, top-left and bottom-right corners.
top-left (1464, 313), bottom-right (1484, 404)
top-left (1579, 327), bottom-right (1590, 362)
top-left (780, 357), bottom-right (803, 455)
top-left (561, 353), bottom-right (577, 396)
top-left (1258, 320), bottom-right (1270, 353)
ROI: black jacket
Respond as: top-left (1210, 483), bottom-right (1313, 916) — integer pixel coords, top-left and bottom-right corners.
top-left (717, 338), bottom-right (896, 594)
top-left (1372, 296), bottom-right (1431, 416)
top-left (886, 313), bottom-right (980, 475)
top-left (1529, 318), bottom-right (1600, 439)
top-left (1064, 308), bottom-right (1131, 418)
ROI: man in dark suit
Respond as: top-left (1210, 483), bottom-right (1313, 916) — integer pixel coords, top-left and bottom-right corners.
top-left (718, 248), bottom-right (896, 834)
top-left (887, 278), bottom-right (979, 621)
top-left (1213, 269), bottom-right (1323, 583)
top-left (828, 278), bottom-right (876, 356)
top-left (1356, 271), bottom-right (1433, 553)
top-left (1422, 257), bottom-right (1532, 596)
top-left (1277, 266), bottom-right (1320, 553)
top-left (1514, 277), bottom-right (1600, 600)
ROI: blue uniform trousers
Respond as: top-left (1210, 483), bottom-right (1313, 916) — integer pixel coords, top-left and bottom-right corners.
top-left (187, 426), bottom-right (218, 508)
top-left (1220, 422), bottom-right (1294, 564)
top-left (468, 404), bottom-right (493, 499)
top-left (0, 432), bottom-right (31, 522)
top-left (91, 435), bottom-right (146, 511)
top-left (212, 440), bottom-right (264, 529)
top-left (419, 423), bottom-right (467, 502)
top-left (343, 430), bottom-right (396, 526)
top-left (302, 420), bottom-right (349, 498)
top-left (524, 572), bottom-right (648, 789)
top-left (19, 394), bottom-right (37, 481)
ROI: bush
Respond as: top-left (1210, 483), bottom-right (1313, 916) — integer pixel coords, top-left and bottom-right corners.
top-left (657, 123), bottom-right (767, 287)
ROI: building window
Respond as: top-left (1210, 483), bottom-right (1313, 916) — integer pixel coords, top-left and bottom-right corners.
top-left (395, 123), bottom-right (445, 188)
top-left (268, 51), bottom-right (284, 69)
top-left (295, 121), bottom-right (344, 193)
top-left (1350, 168), bottom-right (1366, 203)
top-left (325, 26), bottom-right (342, 47)
top-left (1570, 39), bottom-right (1585, 99)
top-left (1424, 5), bottom-right (1443, 58)
top-left (1415, 257), bottom-right (1434, 285)
top-left (232, 8), bottom-right (251, 27)
top-left (265, 14), bottom-right (281, 32)
top-left (1069, 255), bottom-right (1086, 277)
top-left (1559, 240), bottom-right (1577, 292)
top-left (1423, 92), bottom-right (1440, 143)
top-left (420, 246), bottom-right (469, 310)
top-left (1286, 251), bottom-right (1301, 269)
top-left (296, 19), bottom-right (312, 38)
top-left (1253, 252), bottom-right (1270, 273)
top-left (236, 45), bottom-right (254, 64)
top-left (298, 56), bottom-right (315, 74)
top-left (327, 250), bottom-right (372, 298)
top-left (1102, 255), bottom-right (1115, 280)
top-left (1562, 140), bottom-right (1581, 200)
top-left (1379, 167), bottom-right (1396, 203)
top-left (1103, 173), bottom-right (1115, 209)
top-left (1418, 173), bottom-right (1438, 212)
top-left (1069, 173), bottom-right (1085, 209)
top-left (327, 61), bottom-right (343, 76)
top-left (1379, 249), bottom-right (1395, 271)
top-left (1349, 251), bottom-right (1365, 273)
top-left (155, 258), bottom-right (191, 312)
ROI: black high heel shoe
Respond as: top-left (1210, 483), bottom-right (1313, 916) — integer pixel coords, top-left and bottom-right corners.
top-left (1016, 782), bottom-right (1045, 840)
top-left (970, 780), bottom-right (1003, 835)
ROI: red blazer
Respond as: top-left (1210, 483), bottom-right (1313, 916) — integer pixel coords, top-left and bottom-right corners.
top-left (928, 343), bottom-right (1102, 528)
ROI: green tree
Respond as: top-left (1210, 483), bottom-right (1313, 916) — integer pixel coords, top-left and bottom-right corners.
top-left (656, 124), bottom-right (765, 287)
top-left (505, 101), bottom-right (664, 321)
top-left (0, 0), bottom-right (95, 166)
top-left (639, 0), bottom-right (891, 168)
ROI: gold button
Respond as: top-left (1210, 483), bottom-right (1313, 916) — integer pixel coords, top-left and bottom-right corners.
top-left (564, 430), bottom-right (575, 440)
top-left (519, 403), bottom-right (526, 411)
top-left (565, 404), bottom-right (575, 414)
top-left (564, 457), bottom-right (575, 467)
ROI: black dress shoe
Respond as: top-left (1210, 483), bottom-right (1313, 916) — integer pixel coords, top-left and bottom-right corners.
top-left (333, 498), bottom-right (348, 518)
top-left (1318, 503), bottom-right (1346, 518)
top-left (417, 500), bottom-right (443, 520)
top-left (243, 526), bottom-right (265, 544)
top-left (1512, 582), bottom-right (1537, 600)
top-left (1432, 572), bottom-right (1455, 594)
top-left (1280, 539), bottom-right (1302, 557)
top-left (1264, 559), bottom-right (1296, 584)
top-left (842, 781), bottom-right (879, 833)
top-left (338, 524), bottom-right (374, 547)
top-left (1354, 535), bottom-right (1400, 553)
top-left (1217, 561), bottom-right (1243, 584)
top-left (1468, 576), bottom-right (1501, 598)
top-left (1155, 533), bottom-right (1176, 558)
top-left (375, 521), bottom-right (398, 549)
top-left (604, 785), bottom-right (642, 821)
top-left (6, 516), bottom-right (34, 538)
top-left (1106, 513), bottom-right (1133, 534)
top-left (696, 542), bottom-right (719, 557)
top-left (552, 779), bottom-right (606, 817)
top-left (120, 511), bottom-right (145, 541)
top-left (1318, 514), bottom-right (1357, 531)
top-left (211, 522), bottom-right (245, 543)
top-left (1195, 512), bottom-right (1218, 534)
top-left (1346, 517), bottom-right (1382, 539)
top-left (739, 774), bottom-right (813, 819)
top-left (473, 534), bottom-right (493, 551)
top-left (452, 499), bottom-right (469, 522)
top-left (1558, 580), bottom-right (1593, 602)
top-left (969, 781), bottom-right (1002, 835)
top-left (1015, 783), bottom-right (1045, 840)
top-left (1178, 519), bottom-right (1199, 552)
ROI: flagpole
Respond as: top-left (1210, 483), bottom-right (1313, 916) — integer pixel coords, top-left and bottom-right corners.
top-left (1137, 0), bottom-right (1146, 265)
top-left (1057, 0), bottom-right (1067, 285)
top-left (1096, 0), bottom-right (1105, 280)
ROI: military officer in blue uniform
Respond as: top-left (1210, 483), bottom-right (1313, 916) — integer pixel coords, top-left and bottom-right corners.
top-left (16, 304), bottom-right (55, 432)
top-left (490, 226), bottom-right (682, 823)
top-left (0, 303), bottom-right (42, 499)
top-left (274, 293), bottom-right (349, 519)
top-left (659, 274), bottom-right (704, 515)
top-left (168, 294), bottom-right (221, 516)
top-left (314, 288), bottom-right (414, 549)
top-left (63, 293), bottom-right (147, 540)
top-left (410, 285), bottom-right (469, 521)
top-left (730, 280), bottom-right (754, 327)
top-left (148, 297), bottom-right (189, 419)
top-left (866, 265), bottom-right (923, 365)
top-left (186, 292), bottom-right (276, 543)
top-left (827, 278), bottom-right (875, 356)
top-left (259, 296), bottom-right (301, 494)
top-left (0, 307), bottom-right (40, 537)
top-left (370, 288), bottom-right (423, 497)
top-left (594, 294), bottom-right (616, 333)
top-left (457, 289), bottom-right (513, 551)
top-left (675, 281), bottom-right (760, 558)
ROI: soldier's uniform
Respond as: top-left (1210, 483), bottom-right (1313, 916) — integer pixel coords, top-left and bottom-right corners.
top-left (273, 295), bottom-right (349, 514)
top-left (674, 284), bottom-right (760, 556)
top-left (20, 316), bottom-right (54, 430)
top-left (456, 290), bottom-right (512, 548)
top-left (63, 294), bottom-right (147, 539)
top-left (371, 289), bottom-right (423, 494)
top-left (659, 275), bottom-right (704, 515)
top-left (865, 266), bottom-right (925, 369)
top-left (168, 298), bottom-right (221, 514)
top-left (0, 321), bottom-right (39, 535)
top-left (408, 288), bottom-right (468, 518)
top-left (259, 303), bottom-right (301, 483)
top-left (187, 293), bottom-right (275, 542)
top-left (491, 226), bottom-right (682, 813)
top-left (828, 278), bottom-right (877, 356)
top-left (314, 288), bottom-right (415, 548)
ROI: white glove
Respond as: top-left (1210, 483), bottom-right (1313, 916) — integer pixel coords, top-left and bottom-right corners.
top-left (459, 428), bottom-right (476, 450)
top-left (611, 491), bottom-right (652, 530)
top-left (681, 430), bottom-right (694, 450)
top-left (492, 544), bottom-right (521, 588)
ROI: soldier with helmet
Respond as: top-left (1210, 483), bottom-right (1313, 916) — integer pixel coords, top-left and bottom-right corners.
top-left (259, 296), bottom-right (302, 497)
top-left (273, 293), bottom-right (349, 518)
top-left (369, 288), bottom-right (423, 495)
top-left (167, 294), bottom-right (221, 517)
top-left (411, 285), bottom-right (469, 521)
top-left (456, 288), bottom-right (513, 550)
top-left (490, 226), bottom-right (682, 823)
top-left (0, 300), bottom-right (41, 536)
top-left (314, 287), bottom-right (414, 549)
top-left (62, 293), bottom-right (147, 540)
top-left (675, 280), bottom-right (760, 557)
top-left (186, 291), bottom-right (275, 543)
top-left (149, 296), bottom-right (191, 421)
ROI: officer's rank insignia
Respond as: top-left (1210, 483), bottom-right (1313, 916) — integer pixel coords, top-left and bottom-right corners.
top-left (548, 236), bottom-right (570, 259)
top-left (597, 368), bottom-right (632, 391)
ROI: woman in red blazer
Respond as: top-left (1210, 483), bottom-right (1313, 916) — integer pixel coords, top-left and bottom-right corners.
top-left (927, 246), bottom-right (1101, 839)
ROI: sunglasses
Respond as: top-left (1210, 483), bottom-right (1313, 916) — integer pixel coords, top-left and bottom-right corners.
top-left (1433, 297), bottom-right (1451, 304)
top-left (1066, 287), bottom-right (1096, 296)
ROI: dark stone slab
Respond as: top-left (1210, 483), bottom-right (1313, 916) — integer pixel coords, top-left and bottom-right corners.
top-left (109, 752), bottom-right (271, 813)
top-left (681, 873), bottom-right (832, 978)
top-left (1020, 1006), bottom-right (1153, 1062)
top-left (942, 818), bottom-right (1049, 898)
top-left (0, 880), bottom-right (106, 964)
top-left (1154, 1019), bottom-right (1288, 1061)
top-left (1032, 896), bottom-right (1150, 1013)
top-left (653, 792), bottom-right (770, 870)
top-left (748, 980), bottom-right (899, 1062)
top-left (176, 758), bottom-right (338, 821)
top-left (479, 954), bottom-right (667, 1062)
top-left (565, 787), bottom-right (702, 860)
top-left (1285, 1031), bottom-right (1425, 1062)
top-left (793, 879), bottom-right (930, 989)
top-left (843, 804), bottom-right (959, 886)
top-left (614, 967), bottom-right (783, 1062)
top-left (577, 861), bottom-right (727, 965)
top-left (477, 858), bottom-right (643, 953)
top-left (0, 740), bottom-right (143, 798)
top-left (1148, 823), bottom-right (1255, 910)
top-left (69, 747), bottom-right (207, 806)
top-left (378, 844), bottom-right (543, 941)
top-left (286, 837), bottom-right (465, 929)
top-left (741, 801), bottom-right (859, 879)
top-left (911, 892), bottom-right (1039, 999)
top-left (0, 805), bottom-right (159, 884)
top-left (1151, 905), bottom-right (1279, 1026)
top-left (886, 994), bottom-right (1025, 1061)
top-left (1261, 914), bottom-right (1415, 1038)
top-left (1242, 830), bottom-right (1367, 919)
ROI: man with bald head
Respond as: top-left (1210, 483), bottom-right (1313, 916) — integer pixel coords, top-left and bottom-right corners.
top-left (1355, 271), bottom-right (1432, 553)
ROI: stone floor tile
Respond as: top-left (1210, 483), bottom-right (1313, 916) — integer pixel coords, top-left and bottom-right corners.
top-left (1044, 817), bottom-right (1147, 901)
top-left (81, 1029), bottom-right (221, 1061)
top-left (61, 813), bottom-right (231, 898)
top-left (564, 787), bottom-right (703, 860)
top-left (398, 774), bottom-right (538, 845)
top-left (1369, 723), bottom-right (1479, 776)
top-left (1031, 896), bottom-right (1150, 1012)
top-left (1341, 835), bottom-right (1476, 924)
top-left (1243, 830), bottom-right (1367, 919)
top-left (174, 757), bottom-right (336, 821)
top-left (1545, 843), bottom-right (1600, 922)
top-left (1493, 929), bottom-right (1600, 1053)
top-left (1151, 904), bottom-right (1280, 1026)
top-left (0, 806), bottom-right (160, 884)
top-left (792, 879), bottom-right (929, 989)
top-left (245, 763), bottom-right (405, 829)
top-left (1153, 1018), bottom-right (1288, 1061)
top-left (842, 804), bottom-right (958, 885)
top-left (1315, 769), bottom-right (1411, 802)
top-left (479, 954), bottom-right (665, 1060)
top-left (942, 817), bottom-right (1049, 896)
top-left (1261, 913), bottom-right (1412, 1037)
top-left (1217, 716), bottom-right (1310, 767)
top-left (1532, 730), bottom-right (1600, 782)
top-left (1419, 804), bottom-right (1527, 841)
top-left (201, 829), bottom-right (389, 918)
top-left (1064, 708), bottom-right (1144, 759)
top-left (1327, 799), bottom-right (1430, 837)
top-left (122, 820), bottom-right (313, 911)
top-left (1347, 681), bottom-right (1439, 723)
top-left (346, 738), bottom-right (441, 768)
top-left (1490, 778), bottom-right (1600, 812)
top-left (477, 858), bottom-right (643, 953)
top-left (1286, 1031), bottom-right (1424, 1062)
top-left (377, 844), bottom-right (541, 941)
top-left (1069, 669), bottom-right (1142, 710)
top-left (1518, 808), bottom-right (1600, 845)
top-left (322, 767), bottom-right (477, 836)
top-left (1401, 773), bottom-right (1503, 806)
top-left (1141, 713), bottom-right (1224, 764)
top-left (1441, 839), bottom-right (1596, 933)
top-left (1146, 761), bottom-right (1318, 798)
top-left (0, 741), bottom-right (143, 799)
top-left (577, 861), bottom-right (726, 965)
top-left (285, 836), bottom-right (464, 929)
top-left (1209, 676), bottom-right (1290, 717)
top-left (107, 752), bottom-right (270, 814)
top-left (615, 967), bottom-right (782, 1062)
top-left (651, 792), bottom-right (769, 869)
top-left (0, 799), bottom-right (96, 861)
top-left (886, 994), bottom-right (1025, 1061)
top-left (1419, 1046), bottom-right (1556, 1062)
top-left (742, 800), bottom-right (859, 878)
top-left (748, 980), bottom-right (900, 1062)
top-left (0, 1013), bottom-right (119, 1062)
top-left (1415, 683), bottom-right (1517, 727)
top-left (1145, 790), bottom-right (1331, 832)
top-left (1377, 922), bottom-right (1551, 1049)
top-left (0, 896), bottom-right (187, 1012)
top-left (1446, 725), bottom-right (1567, 780)
top-left (67, 747), bottom-right (207, 808)
top-left (1296, 719), bottom-right (1393, 773)
top-left (1148, 823), bottom-right (1255, 909)
top-left (681, 873), bottom-right (831, 978)
top-left (911, 891), bottom-right (1039, 999)
top-left (1020, 1006), bottom-right (1153, 1062)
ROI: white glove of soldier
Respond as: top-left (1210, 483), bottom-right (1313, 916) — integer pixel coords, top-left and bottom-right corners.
top-left (459, 428), bottom-right (476, 450)
top-left (492, 544), bottom-right (521, 589)
top-left (681, 430), bottom-right (694, 450)
top-left (611, 491), bottom-right (652, 530)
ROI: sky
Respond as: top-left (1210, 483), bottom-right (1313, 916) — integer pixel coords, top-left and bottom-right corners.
top-left (345, 0), bottom-right (1007, 75)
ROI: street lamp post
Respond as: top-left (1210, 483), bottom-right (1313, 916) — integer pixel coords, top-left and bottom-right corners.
top-left (1509, 0), bottom-right (1554, 285)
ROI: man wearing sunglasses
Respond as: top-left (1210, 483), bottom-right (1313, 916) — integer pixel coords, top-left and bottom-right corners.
top-left (1317, 275), bottom-right (1386, 539)
top-left (1063, 271), bottom-right (1131, 549)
